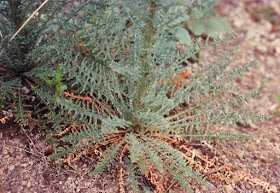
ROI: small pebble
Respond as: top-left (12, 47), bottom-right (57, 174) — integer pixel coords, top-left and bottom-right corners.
top-left (268, 33), bottom-right (276, 41)
top-left (11, 168), bottom-right (19, 178)
top-left (13, 138), bottom-right (21, 143)
top-left (15, 162), bottom-right (20, 166)
top-left (275, 47), bottom-right (280, 54)
top-left (27, 181), bottom-right (32, 188)
top-left (4, 184), bottom-right (12, 191)
top-left (245, 184), bottom-right (251, 189)
top-left (233, 19), bottom-right (244, 28)
top-left (225, 185), bottom-right (234, 192)
top-left (255, 186), bottom-right (263, 192)
top-left (4, 167), bottom-right (9, 174)
top-left (269, 185), bottom-right (277, 192)
top-left (240, 184), bottom-right (246, 191)
top-left (59, 174), bottom-right (68, 181)
top-left (3, 149), bottom-right (8, 155)
top-left (8, 165), bottom-right (15, 171)
top-left (256, 45), bottom-right (267, 54)
top-left (9, 147), bottom-right (15, 154)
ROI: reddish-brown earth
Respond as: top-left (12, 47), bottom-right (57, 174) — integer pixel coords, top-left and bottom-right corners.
top-left (1, 1), bottom-right (280, 192)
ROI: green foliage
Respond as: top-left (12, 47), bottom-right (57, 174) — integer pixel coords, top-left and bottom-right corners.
top-left (172, 0), bottom-right (231, 44)
top-left (186, 3), bottom-right (231, 36)
top-left (276, 94), bottom-right (280, 104)
top-left (0, 0), bottom-right (81, 122)
top-left (90, 140), bottom-right (125, 175)
top-left (0, 0), bottom-right (65, 81)
top-left (0, 79), bottom-right (20, 107)
top-left (1, 0), bottom-right (267, 192)
top-left (41, 66), bottom-right (67, 95)
top-left (275, 94), bottom-right (280, 115)
top-left (13, 90), bottom-right (32, 127)
top-left (175, 28), bottom-right (192, 44)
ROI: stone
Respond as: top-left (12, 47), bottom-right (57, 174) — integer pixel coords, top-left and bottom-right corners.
top-left (9, 147), bottom-right (15, 154)
top-left (8, 165), bottom-right (15, 171)
top-left (245, 184), bottom-right (252, 189)
top-left (262, 20), bottom-right (273, 32)
top-left (3, 149), bottom-right (8, 155)
top-left (225, 185), bottom-right (234, 192)
top-left (269, 185), bottom-right (277, 193)
top-left (275, 46), bottom-right (280, 54)
top-left (15, 162), bottom-right (20, 166)
top-left (268, 33), bottom-right (276, 41)
top-left (271, 39), bottom-right (280, 54)
top-left (11, 168), bottom-right (19, 178)
top-left (233, 19), bottom-right (244, 28)
top-left (21, 86), bottom-right (30, 94)
top-left (256, 45), bottom-right (267, 54)
top-left (59, 174), bottom-right (67, 181)
top-left (4, 184), bottom-right (12, 191)
top-left (3, 167), bottom-right (8, 174)
top-left (27, 181), bottom-right (32, 188)
top-left (13, 138), bottom-right (21, 144)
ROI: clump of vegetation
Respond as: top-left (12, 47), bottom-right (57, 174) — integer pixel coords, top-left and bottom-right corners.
top-left (171, 0), bottom-right (231, 45)
top-left (0, 0), bottom-right (76, 125)
top-left (275, 94), bottom-right (280, 115)
top-left (1, 0), bottom-right (268, 192)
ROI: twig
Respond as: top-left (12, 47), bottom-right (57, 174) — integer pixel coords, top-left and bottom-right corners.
top-left (0, 144), bottom-right (49, 161)
top-left (0, 0), bottom-right (50, 58)
top-left (204, 165), bottom-right (226, 176)
top-left (20, 126), bottom-right (47, 159)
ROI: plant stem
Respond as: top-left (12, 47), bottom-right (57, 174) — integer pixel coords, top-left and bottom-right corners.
top-left (132, 1), bottom-right (158, 126)
top-left (137, 2), bottom-right (158, 99)
top-left (141, 2), bottom-right (157, 77)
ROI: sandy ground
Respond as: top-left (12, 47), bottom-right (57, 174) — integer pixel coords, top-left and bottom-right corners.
top-left (1, 1), bottom-right (280, 192)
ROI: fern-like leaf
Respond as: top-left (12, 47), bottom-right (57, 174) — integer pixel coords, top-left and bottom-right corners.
top-left (89, 139), bottom-right (125, 175)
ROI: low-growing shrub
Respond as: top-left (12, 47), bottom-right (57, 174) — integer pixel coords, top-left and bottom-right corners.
top-left (1, 0), bottom-right (267, 192)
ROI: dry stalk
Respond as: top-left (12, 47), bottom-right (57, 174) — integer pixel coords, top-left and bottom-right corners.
top-left (0, 0), bottom-right (50, 57)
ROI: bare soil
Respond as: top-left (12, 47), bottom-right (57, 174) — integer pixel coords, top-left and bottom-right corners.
top-left (1, 1), bottom-right (280, 193)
